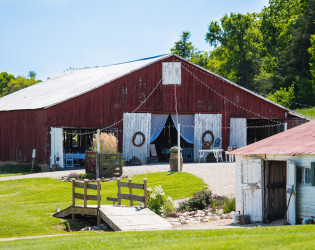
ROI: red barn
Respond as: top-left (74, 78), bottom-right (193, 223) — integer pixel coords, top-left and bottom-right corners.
top-left (0, 54), bottom-right (309, 170)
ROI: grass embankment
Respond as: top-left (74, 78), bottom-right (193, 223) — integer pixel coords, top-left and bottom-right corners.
top-left (295, 107), bottom-right (315, 118)
top-left (0, 172), bottom-right (206, 238)
top-left (1, 226), bottom-right (315, 249)
top-left (0, 164), bottom-right (41, 177)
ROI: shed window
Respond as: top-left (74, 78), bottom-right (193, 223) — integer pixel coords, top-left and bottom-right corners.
top-left (297, 167), bottom-right (303, 185)
top-left (305, 168), bottom-right (311, 185)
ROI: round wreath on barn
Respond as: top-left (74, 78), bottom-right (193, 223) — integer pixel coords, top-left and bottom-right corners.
top-left (132, 131), bottom-right (145, 147)
top-left (202, 130), bottom-right (214, 149)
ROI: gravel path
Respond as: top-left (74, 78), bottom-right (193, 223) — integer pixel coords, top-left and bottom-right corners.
top-left (0, 162), bottom-right (235, 196)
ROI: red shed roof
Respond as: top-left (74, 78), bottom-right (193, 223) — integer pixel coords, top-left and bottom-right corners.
top-left (232, 120), bottom-right (315, 156)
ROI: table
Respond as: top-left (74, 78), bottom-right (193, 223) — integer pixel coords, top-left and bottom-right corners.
top-left (198, 149), bottom-right (223, 163)
top-left (224, 151), bottom-right (235, 162)
top-left (65, 153), bottom-right (85, 168)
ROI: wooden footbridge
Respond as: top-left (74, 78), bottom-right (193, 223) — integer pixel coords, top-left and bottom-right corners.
top-left (53, 178), bottom-right (172, 231)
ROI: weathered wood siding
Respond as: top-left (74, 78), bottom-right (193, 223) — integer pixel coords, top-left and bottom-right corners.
top-left (122, 113), bottom-right (151, 164)
top-left (230, 118), bottom-right (247, 149)
top-left (193, 114), bottom-right (222, 161)
top-left (296, 186), bottom-right (315, 221)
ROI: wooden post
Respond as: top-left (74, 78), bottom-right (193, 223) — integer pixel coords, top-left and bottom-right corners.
top-left (71, 178), bottom-right (76, 220)
top-left (284, 123), bottom-right (288, 131)
top-left (97, 178), bottom-right (101, 225)
top-left (96, 153), bottom-right (100, 179)
top-left (117, 178), bottom-right (121, 205)
top-left (177, 123), bottom-right (181, 172)
top-left (128, 178), bottom-right (133, 206)
top-left (143, 178), bottom-right (147, 208)
top-left (84, 179), bottom-right (88, 208)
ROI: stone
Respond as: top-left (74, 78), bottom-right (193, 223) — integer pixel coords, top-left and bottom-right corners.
top-left (226, 214), bottom-right (233, 219)
top-left (167, 212), bottom-right (179, 218)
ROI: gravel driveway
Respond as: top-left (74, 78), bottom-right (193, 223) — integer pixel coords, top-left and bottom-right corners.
top-left (0, 162), bottom-right (235, 197)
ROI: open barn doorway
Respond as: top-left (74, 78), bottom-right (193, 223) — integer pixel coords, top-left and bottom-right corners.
top-left (263, 160), bottom-right (287, 223)
top-left (247, 119), bottom-right (282, 145)
top-left (151, 115), bottom-right (194, 162)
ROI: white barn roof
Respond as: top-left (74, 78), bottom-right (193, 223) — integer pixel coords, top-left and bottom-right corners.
top-left (0, 54), bottom-right (170, 111)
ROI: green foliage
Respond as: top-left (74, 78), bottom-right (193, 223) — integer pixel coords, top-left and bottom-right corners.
top-left (170, 31), bottom-right (196, 59)
top-left (186, 188), bottom-right (213, 210)
top-left (0, 71), bottom-right (41, 97)
top-left (0, 164), bottom-right (41, 173)
top-left (222, 197), bottom-right (236, 214)
top-left (147, 185), bottom-right (171, 215)
top-left (266, 84), bottom-right (295, 108)
top-left (295, 107), bottom-right (315, 118)
top-left (78, 173), bottom-right (94, 179)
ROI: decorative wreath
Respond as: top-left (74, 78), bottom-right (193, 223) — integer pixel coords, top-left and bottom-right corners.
top-left (202, 130), bottom-right (214, 148)
top-left (132, 131), bottom-right (145, 147)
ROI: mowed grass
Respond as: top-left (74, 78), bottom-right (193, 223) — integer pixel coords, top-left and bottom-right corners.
top-left (295, 107), bottom-right (315, 118)
top-left (1, 225), bottom-right (315, 249)
top-left (0, 172), bottom-right (206, 238)
top-left (0, 172), bottom-right (24, 177)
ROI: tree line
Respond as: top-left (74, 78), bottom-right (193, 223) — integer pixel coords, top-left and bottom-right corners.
top-left (0, 71), bottom-right (41, 97)
top-left (171, 0), bottom-right (315, 108)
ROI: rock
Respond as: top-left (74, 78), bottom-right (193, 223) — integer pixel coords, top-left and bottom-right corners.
top-left (226, 214), bottom-right (233, 219)
top-left (93, 226), bottom-right (102, 230)
top-left (167, 212), bottom-right (179, 218)
top-left (201, 218), bottom-right (209, 222)
top-left (213, 215), bottom-right (220, 220)
top-left (188, 211), bottom-right (197, 216)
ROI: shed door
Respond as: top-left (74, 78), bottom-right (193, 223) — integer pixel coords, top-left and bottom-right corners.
top-left (194, 114), bottom-right (222, 161)
top-left (230, 118), bottom-right (247, 149)
top-left (286, 160), bottom-right (296, 225)
top-left (50, 127), bottom-right (64, 169)
top-left (123, 113), bottom-right (151, 164)
top-left (241, 159), bottom-right (263, 222)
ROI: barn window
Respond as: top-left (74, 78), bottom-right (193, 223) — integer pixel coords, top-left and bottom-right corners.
top-left (162, 62), bottom-right (181, 85)
top-left (297, 167), bottom-right (303, 185)
top-left (297, 166), bottom-right (312, 186)
top-left (305, 167), bottom-right (311, 185)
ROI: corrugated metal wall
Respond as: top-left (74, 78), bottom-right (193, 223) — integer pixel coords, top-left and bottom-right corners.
top-left (0, 55), bottom-right (289, 164)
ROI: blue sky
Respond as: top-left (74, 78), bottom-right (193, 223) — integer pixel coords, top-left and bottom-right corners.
top-left (0, 0), bottom-right (269, 80)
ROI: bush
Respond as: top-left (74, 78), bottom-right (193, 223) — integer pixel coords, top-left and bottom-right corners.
top-left (67, 172), bottom-right (79, 179)
top-left (147, 185), bottom-right (173, 216)
top-left (78, 173), bottom-right (94, 179)
top-left (223, 197), bottom-right (235, 214)
top-left (186, 189), bottom-right (213, 210)
top-left (0, 164), bottom-right (41, 173)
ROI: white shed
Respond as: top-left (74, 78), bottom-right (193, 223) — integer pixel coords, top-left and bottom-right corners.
top-left (232, 120), bottom-right (315, 225)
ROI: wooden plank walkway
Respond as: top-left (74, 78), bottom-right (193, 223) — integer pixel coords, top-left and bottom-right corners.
top-left (53, 205), bottom-right (172, 232)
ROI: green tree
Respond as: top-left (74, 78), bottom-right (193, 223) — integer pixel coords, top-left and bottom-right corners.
top-left (0, 72), bottom-right (15, 96)
top-left (267, 84), bottom-right (295, 108)
top-left (205, 13), bottom-right (263, 91)
top-left (170, 31), bottom-right (196, 59)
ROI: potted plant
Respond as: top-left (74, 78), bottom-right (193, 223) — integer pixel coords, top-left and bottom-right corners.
top-left (169, 146), bottom-right (183, 171)
top-left (129, 156), bottom-right (142, 166)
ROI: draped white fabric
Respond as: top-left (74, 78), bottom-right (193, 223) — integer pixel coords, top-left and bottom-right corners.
top-left (171, 115), bottom-right (194, 144)
top-left (150, 114), bottom-right (169, 143)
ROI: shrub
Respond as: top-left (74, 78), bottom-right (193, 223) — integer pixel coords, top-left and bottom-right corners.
top-left (0, 164), bottom-right (41, 173)
top-left (223, 197), bottom-right (235, 214)
top-left (163, 197), bottom-right (176, 216)
top-left (67, 172), bottom-right (79, 179)
top-left (186, 189), bottom-right (213, 210)
top-left (147, 185), bottom-right (173, 216)
top-left (78, 173), bottom-right (94, 179)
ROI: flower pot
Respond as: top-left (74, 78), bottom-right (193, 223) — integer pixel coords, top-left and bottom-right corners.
top-left (129, 158), bottom-right (142, 166)
top-left (169, 153), bottom-right (183, 171)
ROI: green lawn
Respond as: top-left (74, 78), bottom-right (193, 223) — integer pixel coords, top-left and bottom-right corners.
top-left (0, 172), bottom-right (206, 238)
top-left (295, 107), bottom-right (315, 118)
top-left (0, 172), bottom-right (24, 177)
top-left (1, 226), bottom-right (315, 249)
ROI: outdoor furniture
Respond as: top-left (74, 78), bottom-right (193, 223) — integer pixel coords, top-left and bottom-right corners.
top-left (150, 144), bottom-right (159, 163)
top-left (162, 148), bottom-right (170, 160)
top-left (65, 153), bottom-right (85, 168)
top-left (198, 149), bottom-right (224, 163)
top-left (182, 148), bottom-right (193, 162)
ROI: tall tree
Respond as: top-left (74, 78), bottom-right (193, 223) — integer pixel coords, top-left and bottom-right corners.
top-left (0, 72), bottom-right (15, 96)
top-left (170, 31), bottom-right (196, 60)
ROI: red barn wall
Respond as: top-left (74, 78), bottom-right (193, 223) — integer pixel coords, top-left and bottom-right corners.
top-left (0, 55), bottom-right (289, 165)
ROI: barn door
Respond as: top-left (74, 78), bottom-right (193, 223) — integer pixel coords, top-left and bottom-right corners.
top-left (50, 127), bottom-right (64, 169)
top-left (123, 113), bottom-right (151, 164)
top-left (286, 160), bottom-right (296, 225)
top-left (241, 159), bottom-right (263, 222)
top-left (230, 118), bottom-right (247, 149)
top-left (194, 114), bottom-right (222, 161)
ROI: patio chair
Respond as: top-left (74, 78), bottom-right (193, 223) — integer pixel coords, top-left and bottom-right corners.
top-left (150, 144), bottom-right (159, 163)
top-left (213, 138), bottom-right (223, 162)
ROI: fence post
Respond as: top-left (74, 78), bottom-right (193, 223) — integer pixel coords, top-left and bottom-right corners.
top-left (128, 178), bottom-right (133, 206)
top-left (96, 153), bottom-right (100, 178)
top-left (71, 178), bottom-right (76, 220)
top-left (84, 179), bottom-right (88, 208)
top-left (97, 178), bottom-right (101, 225)
top-left (117, 178), bottom-right (121, 205)
top-left (143, 178), bottom-right (147, 208)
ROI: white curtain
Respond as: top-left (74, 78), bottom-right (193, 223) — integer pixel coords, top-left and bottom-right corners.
top-left (150, 114), bottom-right (169, 143)
top-left (171, 115), bottom-right (194, 144)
